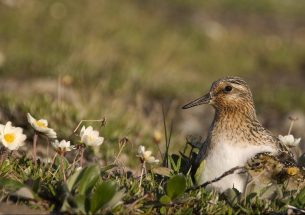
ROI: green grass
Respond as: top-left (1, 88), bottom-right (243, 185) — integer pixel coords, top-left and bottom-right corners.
top-left (0, 135), bottom-right (305, 214)
top-left (0, 0), bottom-right (304, 164)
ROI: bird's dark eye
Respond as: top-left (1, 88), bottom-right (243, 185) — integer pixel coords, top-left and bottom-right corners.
top-left (224, 85), bottom-right (232, 93)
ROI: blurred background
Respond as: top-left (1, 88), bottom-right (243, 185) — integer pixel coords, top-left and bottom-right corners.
top-left (0, 0), bottom-right (305, 166)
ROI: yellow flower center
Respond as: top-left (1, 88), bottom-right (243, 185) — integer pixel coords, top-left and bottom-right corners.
top-left (4, 133), bottom-right (15, 144)
top-left (36, 120), bottom-right (47, 128)
top-left (88, 136), bottom-right (95, 141)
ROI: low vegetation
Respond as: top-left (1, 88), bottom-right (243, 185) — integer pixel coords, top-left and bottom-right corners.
top-left (0, 113), bottom-right (305, 214)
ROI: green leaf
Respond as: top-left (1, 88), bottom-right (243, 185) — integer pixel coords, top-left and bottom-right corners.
top-left (223, 188), bottom-right (240, 205)
top-left (151, 167), bottom-right (172, 177)
top-left (55, 156), bottom-right (69, 168)
top-left (90, 181), bottom-right (116, 214)
top-left (296, 187), bottom-right (305, 201)
top-left (159, 195), bottom-right (171, 204)
top-left (61, 198), bottom-right (72, 212)
top-left (160, 206), bottom-right (167, 214)
top-left (67, 168), bottom-right (82, 192)
top-left (75, 194), bottom-right (87, 214)
top-left (100, 164), bottom-right (117, 173)
top-left (74, 165), bottom-right (100, 195)
top-left (245, 192), bottom-right (257, 204)
top-left (169, 155), bottom-right (182, 173)
top-left (30, 178), bottom-right (41, 193)
top-left (179, 208), bottom-right (193, 215)
top-left (292, 187), bottom-right (305, 207)
top-left (166, 174), bottom-right (186, 199)
top-left (0, 177), bottom-right (24, 192)
top-left (195, 160), bottom-right (206, 185)
top-left (104, 189), bottom-right (124, 209)
top-left (0, 159), bottom-right (12, 174)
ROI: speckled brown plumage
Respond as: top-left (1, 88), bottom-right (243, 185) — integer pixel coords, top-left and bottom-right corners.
top-left (246, 152), bottom-right (305, 191)
top-left (183, 76), bottom-right (301, 192)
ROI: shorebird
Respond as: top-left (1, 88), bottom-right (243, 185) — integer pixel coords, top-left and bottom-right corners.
top-left (182, 76), bottom-right (300, 193)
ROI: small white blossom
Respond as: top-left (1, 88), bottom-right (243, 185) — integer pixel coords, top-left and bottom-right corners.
top-left (52, 140), bottom-right (75, 153)
top-left (80, 126), bottom-right (104, 146)
top-left (0, 121), bottom-right (26, 151)
top-left (27, 113), bottom-right (57, 139)
top-left (278, 134), bottom-right (301, 147)
top-left (137, 145), bottom-right (159, 164)
top-left (76, 166), bottom-right (82, 171)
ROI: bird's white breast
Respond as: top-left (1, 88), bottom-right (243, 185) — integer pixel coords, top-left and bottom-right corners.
top-left (197, 136), bottom-right (276, 193)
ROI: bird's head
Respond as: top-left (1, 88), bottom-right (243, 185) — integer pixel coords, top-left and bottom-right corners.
top-left (182, 77), bottom-right (255, 113)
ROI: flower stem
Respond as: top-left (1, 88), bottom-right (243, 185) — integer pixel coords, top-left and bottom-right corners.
top-left (73, 118), bottom-right (106, 133)
top-left (33, 133), bottom-right (38, 166)
top-left (61, 155), bottom-right (66, 182)
top-left (288, 116), bottom-right (298, 135)
top-left (46, 137), bottom-right (50, 163)
top-left (139, 162), bottom-right (145, 189)
top-left (46, 153), bottom-right (58, 178)
top-left (288, 121), bottom-right (295, 135)
top-left (114, 142), bottom-right (126, 164)
top-left (0, 147), bottom-right (7, 167)
top-left (80, 146), bottom-right (84, 167)
top-left (155, 143), bottom-right (163, 163)
top-left (71, 149), bottom-right (80, 171)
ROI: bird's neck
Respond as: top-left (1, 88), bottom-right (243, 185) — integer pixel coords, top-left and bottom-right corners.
top-left (215, 103), bottom-right (257, 122)
top-left (210, 106), bottom-right (261, 143)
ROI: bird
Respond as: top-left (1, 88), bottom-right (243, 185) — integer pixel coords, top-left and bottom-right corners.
top-left (246, 151), bottom-right (305, 193)
top-left (182, 76), bottom-right (301, 193)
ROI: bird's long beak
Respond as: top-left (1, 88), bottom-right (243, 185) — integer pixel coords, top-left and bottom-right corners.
top-left (182, 92), bottom-right (211, 109)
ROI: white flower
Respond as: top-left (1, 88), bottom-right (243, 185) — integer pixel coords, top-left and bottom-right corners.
top-left (278, 134), bottom-right (301, 147)
top-left (52, 139), bottom-right (75, 153)
top-left (27, 113), bottom-right (57, 139)
top-left (137, 145), bottom-right (159, 164)
top-left (0, 121), bottom-right (26, 151)
top-left (80, 126), bottom-right (104, 146)
top-left (76, 166), bottom-right (82, 171)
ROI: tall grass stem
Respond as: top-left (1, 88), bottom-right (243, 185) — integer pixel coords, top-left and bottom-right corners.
top-left (33, 133), bottom-right (38, 166)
